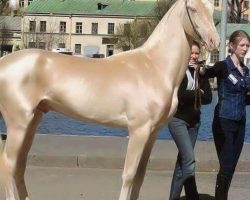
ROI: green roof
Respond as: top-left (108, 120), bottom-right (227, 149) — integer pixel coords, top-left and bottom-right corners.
top-left (24, 0), bottom-right (221, 22)
top-left (217, 23), bottom-right (250, 37)
top-left (24, 0), bottom-right (156, 17)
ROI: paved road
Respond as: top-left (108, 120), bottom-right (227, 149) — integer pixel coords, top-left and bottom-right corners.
top-left (26, 134), bottom-right (250, 172)
top-left (0, 134), bottom-right (250, 199)
top-left (1, 166), bottom-right (250, 200)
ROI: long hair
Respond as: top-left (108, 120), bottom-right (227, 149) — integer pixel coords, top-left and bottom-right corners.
top-left (228, 30), bottom-right (250, 54)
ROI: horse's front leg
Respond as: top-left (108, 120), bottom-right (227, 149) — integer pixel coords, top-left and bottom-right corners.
top-left (130, 128), bottom-right (159, 199)
top-left (119, 122), bottom-right (157, 200)
top-left (0, 109), bottom-right (42, 200)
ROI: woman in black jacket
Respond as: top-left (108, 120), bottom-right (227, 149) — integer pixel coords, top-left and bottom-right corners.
top-left (168, 41), bottom-right (212, 200)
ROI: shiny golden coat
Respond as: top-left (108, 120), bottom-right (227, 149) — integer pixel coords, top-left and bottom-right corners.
top-left (1, 0), bottom-right (219, 199)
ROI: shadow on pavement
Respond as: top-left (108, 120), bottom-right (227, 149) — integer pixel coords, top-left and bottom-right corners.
top-left (180, 194), bottom-right (215, 200)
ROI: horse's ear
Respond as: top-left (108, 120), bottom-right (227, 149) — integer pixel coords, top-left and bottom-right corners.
top-left (186, 0), bottom-right (197, 12)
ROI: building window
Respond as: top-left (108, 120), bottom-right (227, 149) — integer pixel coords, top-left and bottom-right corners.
top-left (214, 0), bottom-right (219, 7)
top-left (59, 21), bottom-right (66, 33)
top-left (40, 21), bottom-right (46, 32)
top-left (210, 51), bottom-right (219, 63)
top-left (106, 45), bottom-right (114, 57)
top-left (97, 3), bottom-right (108, 10)
top-left (28, 0), bottom-right (33, 5)
top-left (29, 21), bottom-right (36, 32)
top-left (58, 43), bottom-right (65, 48)
top-left (76, 22), bottom-right (82, 34)
top-left (28, 42), bottom-right (36, 48)
top-left (75, 44), bottom-right (81, 54)
top-left (91, 23), bottom-right (98, 35)
top-left (38, 42), bottom-right (46, 49)
top-left (244, 0), bottom-right (249, 8)
top-left (107, 23), bottom-right (114, 34)
top-left (243, 14), bottom-right (249, 21)
top-left (19, 0), bottom-right (25, 7)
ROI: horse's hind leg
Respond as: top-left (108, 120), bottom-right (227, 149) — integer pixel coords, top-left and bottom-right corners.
top-left (15, 109), bottom-right (43, 200)
top-left (1, 109), bottom-right (42, 200)
top-left (119, 123), bottom-right (157, 200)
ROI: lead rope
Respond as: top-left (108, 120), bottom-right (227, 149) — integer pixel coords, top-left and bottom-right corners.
top-left (194, 65), bottom-right (201, 111)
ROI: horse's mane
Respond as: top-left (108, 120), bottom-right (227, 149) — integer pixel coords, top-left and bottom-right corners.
top-left (143, 0), bottom-right (181, 49)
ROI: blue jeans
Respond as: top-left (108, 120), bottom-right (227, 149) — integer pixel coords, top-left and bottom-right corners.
top-left (168, 117), bottom-right (199, 200)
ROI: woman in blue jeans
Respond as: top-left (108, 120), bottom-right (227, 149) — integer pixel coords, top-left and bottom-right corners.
top-left (168, 41), bottom-right (212, 200)
top-left (201, 30), bottom-right (250, 200)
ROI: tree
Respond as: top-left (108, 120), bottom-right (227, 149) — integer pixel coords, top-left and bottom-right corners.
top-left (0, 0), bottom-right (10, 15)
top-left (0, 0), bottom-right (22, 16)
top-left (154, 0), bottom-right (175, 21)
top-left (22, 17), bottom-right (68, 50)
top-left (114, 0), bottom-right (174, 51)
top-left (0, 23), bottom-right (8, 56)
top-left (228, 0), bottom-right (249, 23)
top-left (115, 19), bottom-right (155, 51)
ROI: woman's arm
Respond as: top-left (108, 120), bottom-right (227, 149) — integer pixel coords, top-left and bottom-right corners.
top-left (200, 61), bottom-right (228, 79)
top-left (200, 78), bottom-right (212, 105)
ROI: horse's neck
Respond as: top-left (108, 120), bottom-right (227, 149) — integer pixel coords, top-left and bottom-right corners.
top-left (142, 0), bottom-right (192, 87)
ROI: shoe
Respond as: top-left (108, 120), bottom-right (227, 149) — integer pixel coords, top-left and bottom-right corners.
top-left (215, 173), bottom-right (232, 200)
top-left (184, 176), bottom-right (199, 200)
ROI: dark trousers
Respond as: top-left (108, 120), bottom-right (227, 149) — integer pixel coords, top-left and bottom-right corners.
top-left (168, 117), bottom-right (199, 200)
top-left (212, 115), bottom-right (245, 200)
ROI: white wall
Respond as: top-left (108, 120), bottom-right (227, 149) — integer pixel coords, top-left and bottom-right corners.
top-left (22, 15), bottom-right (134, 57)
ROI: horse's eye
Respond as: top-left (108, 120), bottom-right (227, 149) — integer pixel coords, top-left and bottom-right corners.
top-left (188, 5), bottom-right (197, 13)
top-left (190, 7), bottom-right (197, 13)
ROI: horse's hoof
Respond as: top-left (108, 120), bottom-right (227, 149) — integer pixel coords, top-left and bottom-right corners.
top-left (1, 134), bottom-right (7, 141)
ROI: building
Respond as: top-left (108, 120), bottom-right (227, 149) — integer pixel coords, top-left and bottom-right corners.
top-left (19, 0), bottom-right (33, 8)
top-left (21, 0), bottom-right (157, 58)
top-left (0, 16), bottom-right (21, 56)
top-left (1, 0), bottom-right (247, 63)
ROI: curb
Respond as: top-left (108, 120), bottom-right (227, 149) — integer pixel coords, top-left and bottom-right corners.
top-left (23, 134), bottom-right (250, 172)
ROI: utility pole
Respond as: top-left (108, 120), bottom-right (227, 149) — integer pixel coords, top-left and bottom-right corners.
top-left (213, 0), bottom-right (228, 89)
top-left (219, 0), bottom-right (228, 61)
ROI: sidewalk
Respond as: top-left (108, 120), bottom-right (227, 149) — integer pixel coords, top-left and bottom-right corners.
top-left (26, 134), bottom-right (250, 172)
top-left (1, 134), bottom-right (250, 200)
top-left (0, 167), bottom-right (249, 200)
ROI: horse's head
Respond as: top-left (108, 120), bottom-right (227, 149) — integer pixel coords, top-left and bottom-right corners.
top-left (184, 0), bottom-right (220, 51)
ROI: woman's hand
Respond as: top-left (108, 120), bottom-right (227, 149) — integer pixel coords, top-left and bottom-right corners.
top-left (199, 66), bottom-right (206, 75)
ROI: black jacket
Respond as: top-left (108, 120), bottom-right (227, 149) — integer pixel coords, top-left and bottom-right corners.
top-left (174, 67), bottom-right (212, 127)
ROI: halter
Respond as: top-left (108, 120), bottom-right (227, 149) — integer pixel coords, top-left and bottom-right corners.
top-left (185, 0), bottom-right (203, 43)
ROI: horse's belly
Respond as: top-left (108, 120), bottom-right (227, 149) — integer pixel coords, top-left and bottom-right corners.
top-left (49, 96), bottom-right (128, 128)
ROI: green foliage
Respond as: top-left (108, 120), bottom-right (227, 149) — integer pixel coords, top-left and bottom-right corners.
top-left (114, 0), bottom-right (174, 51)
top-left (115, 19), bottom-right (156, 51)
top-left (228, 0), bottom-right (249, 23)
top-left (154, 0), bottom-right (175, 21)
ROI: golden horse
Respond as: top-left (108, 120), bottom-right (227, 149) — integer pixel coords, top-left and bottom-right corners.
top-left (1, 0), bottom-right (219, 199)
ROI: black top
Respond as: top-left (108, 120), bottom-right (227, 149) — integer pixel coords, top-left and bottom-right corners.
top-left (174, 67), bottom-right (212, 127)
top-left (201, 61), bottom-right (228, 80)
